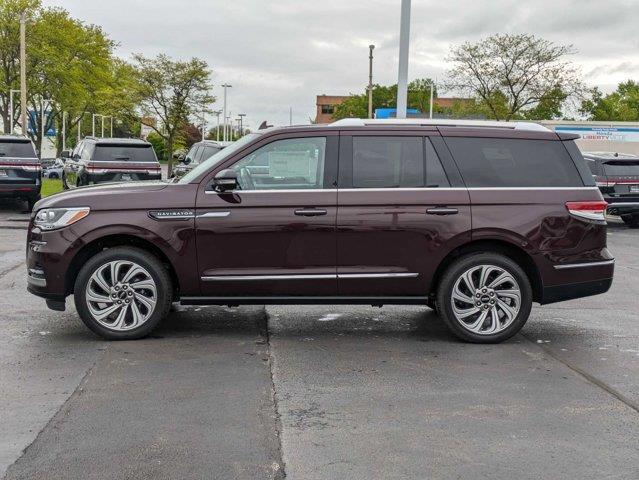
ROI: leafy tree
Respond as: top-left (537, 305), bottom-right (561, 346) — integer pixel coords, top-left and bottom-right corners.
top-left (133, 54), bottom-right (214, 175)
top-left (580, 81), bottom-right (639, 121)
top-left (446, 34), bottom-right (582, 120)
top-left (0, 0), bottom-right (39, 133)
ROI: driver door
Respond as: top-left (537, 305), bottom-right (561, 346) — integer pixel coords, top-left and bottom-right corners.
top-left (195, 132), bottom-right (338, 297)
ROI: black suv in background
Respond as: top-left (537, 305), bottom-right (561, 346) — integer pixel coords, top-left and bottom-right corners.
top-left (0, 135), bottom-right (41, 210)
top-left (584, 151), bottom-right (639, 227)
top-left (62, 137), bottom-right (161, 189)
top-left (171, 140), bottom-right (224, 179)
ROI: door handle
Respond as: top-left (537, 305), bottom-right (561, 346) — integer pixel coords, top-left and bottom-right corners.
top-left (294, 208), bottom-right (327, 217)
top-left (426, 207), bottom-right (459, 215)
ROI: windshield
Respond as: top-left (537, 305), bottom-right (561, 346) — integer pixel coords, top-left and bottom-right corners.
top-left (603, 161), bottom-right (639, 176)
top-left (178, 133), bottom-right (261, 183)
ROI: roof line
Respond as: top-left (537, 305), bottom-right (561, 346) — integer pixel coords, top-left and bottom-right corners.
top-left (330, 118), bottom-right (551, 132)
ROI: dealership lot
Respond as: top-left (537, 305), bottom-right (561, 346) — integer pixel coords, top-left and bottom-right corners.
top-left (0, 211), bottom-right (637, 479)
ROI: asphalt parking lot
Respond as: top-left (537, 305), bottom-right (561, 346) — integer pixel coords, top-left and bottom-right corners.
top-left (0, 204), bottom-right (637, 480)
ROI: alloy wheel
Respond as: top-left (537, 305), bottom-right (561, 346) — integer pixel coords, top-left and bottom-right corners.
top-left (85, 260), bottom-right (157, 331)
top-left (450, 264), bottom-right (521, 335)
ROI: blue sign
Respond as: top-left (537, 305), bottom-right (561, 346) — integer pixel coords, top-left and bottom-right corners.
top-left (375, 108), bottom-right (421, 119)
top-left (27, 109), bottom-right (56, 137)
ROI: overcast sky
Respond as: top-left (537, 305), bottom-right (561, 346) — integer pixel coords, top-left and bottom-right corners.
top-left (44, 0), bottom-right (639, 130)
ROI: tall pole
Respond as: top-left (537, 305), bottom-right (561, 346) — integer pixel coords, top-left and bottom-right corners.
top-left (214, 110), bottom-right (221, 141)
top-left (289, 107), bottom-right (293, 126)
top-left (238, 113), bottom-right (246, 137)
top-left (19, 12), bottom-right (27, 136)
top-left (92, 114), bottom-right (96, 137)
top-left (40, 97), bottom-right (45, 152)
top-left (9, 89), bottom-right (20, 134)
top-left (110, 116), bottom-right (113, 137)
top-left (429, 82), bottom-right (434, 119)
top-left (62, 111), bottom-right (66, 150)
top-left (368, 44), bottom-right (375, 119)
top-left (101, 115), bottom-right (105, 137)
top-left (396, 0), bottom-right (411, 119)
top-left (77, 118), bottom-right (81, 143)
top-left (222, 84), bottom-right (232, 142)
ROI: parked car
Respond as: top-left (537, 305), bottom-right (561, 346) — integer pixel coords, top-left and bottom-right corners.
top-left (583, 151), bottom-right (639, 227)
top-left (27, 119), bottom-right (613, 343)
top-left (42, 158), bottom-right (64, 179)
top-left (0, 135), bottom-right (41, 210)
top-left (61, 137), bottom-right (161, 189)
top-left (171, 140), bottom-right (225, 179)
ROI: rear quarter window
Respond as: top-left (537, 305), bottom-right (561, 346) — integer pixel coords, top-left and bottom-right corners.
top-left (0, 141), bottom-right (36, 158)
top-left (445, 137), bottom-right (583, 188)
top-left (92, 145), bottom-right (158, 162)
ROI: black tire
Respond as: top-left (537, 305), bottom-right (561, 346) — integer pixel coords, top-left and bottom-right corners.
top-left (74, 246), bottom-right (172, 340)
top-left (26, 194), bottom-right (40, 212)
top-left (49, 172), bottom-right (59, 179)
top-left (621, 213), bottom-right (639, 228)
top-left (436, 252), bottom-right (533, 344)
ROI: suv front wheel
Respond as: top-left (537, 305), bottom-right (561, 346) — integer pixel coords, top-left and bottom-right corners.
top-left (436, 253), bottom-right (533, 343)
top-left (74, 247), bottom-right (172, 340)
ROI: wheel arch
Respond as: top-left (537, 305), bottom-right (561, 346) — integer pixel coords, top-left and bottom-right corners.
top-left (65, 234), bottom-right (181, 298)
top-left (430, 239), bottom-right (542, 303)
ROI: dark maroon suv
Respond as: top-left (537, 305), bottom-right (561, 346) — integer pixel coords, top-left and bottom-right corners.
top-left (26, 119), bottom-right (614, 343)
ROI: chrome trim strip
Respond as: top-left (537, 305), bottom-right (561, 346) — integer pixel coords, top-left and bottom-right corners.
top-left (553, 259), bottom-right (615, 270)
top-left (338, 272), bottom-right (418, 279)
top-left (201, 272), bottom-right (419, 281)
top-left (607, 202), bottom-right (639, 208)
top-left (204, 187), bottom-right (599, 194)
top-left (201, 274), bottom-right (335, 281)
top-left (197, 211), bottom-right (231, 218)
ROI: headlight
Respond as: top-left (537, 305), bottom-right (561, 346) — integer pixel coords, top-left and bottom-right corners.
top-left (34, 207), bottom-right (90, 231)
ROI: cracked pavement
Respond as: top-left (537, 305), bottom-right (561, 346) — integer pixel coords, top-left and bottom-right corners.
top-left (0, 212), bottom-right (638, 479)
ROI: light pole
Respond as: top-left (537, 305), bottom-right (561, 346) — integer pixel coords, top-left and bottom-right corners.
top-left (19, 12), bottom-right (27, 137)
top-left (62, 111), bottom-right (67, 150)
top-left (238, 113), bottom-right (246, 136)
top-left (9, 89), bottom-right (20, 134)
top-left (368, 44), bottom-right (375, 119)
top-left (221, 84), bottom-right (232, 142)
top-left (110, 116), bottom-right (113, 137)
top-left (429, 81), bottom-right (434, 119)
top-left (396, 0), bottom-right (411, 119)
top-left (213, 110), bottom-right (221, 141)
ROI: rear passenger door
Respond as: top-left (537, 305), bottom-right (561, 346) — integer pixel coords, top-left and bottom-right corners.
top-left (336, 130), bottom-right (472, 297)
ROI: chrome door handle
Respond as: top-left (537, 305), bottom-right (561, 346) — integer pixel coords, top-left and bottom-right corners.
top-left (294, 208), bottom-right (327, 217)
top-left (426, 207), bottom-right (459, 215)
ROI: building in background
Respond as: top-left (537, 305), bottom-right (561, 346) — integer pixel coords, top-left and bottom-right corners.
top-left (315, 95), bottom-right (350, 123)
top-left (540, 121), bottom-right (639, 156)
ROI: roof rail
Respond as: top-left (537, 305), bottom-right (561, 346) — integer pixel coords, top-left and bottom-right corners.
top-left (330, 118), bottom-right (551, 132)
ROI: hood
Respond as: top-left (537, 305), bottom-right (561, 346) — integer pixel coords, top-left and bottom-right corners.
top-left (34, 181), bottom-right (195, 212)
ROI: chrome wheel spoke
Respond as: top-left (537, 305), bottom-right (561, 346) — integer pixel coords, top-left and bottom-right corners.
top-left (451, 264), bottom-right (521, 336)
top-left (86, 259), bottom-right (157, 332)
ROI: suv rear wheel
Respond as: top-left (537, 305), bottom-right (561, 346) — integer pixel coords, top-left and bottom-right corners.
top-left (74, 247), bottom-right (172, 340)
top-left (436, 252), bottom-right (532, 343)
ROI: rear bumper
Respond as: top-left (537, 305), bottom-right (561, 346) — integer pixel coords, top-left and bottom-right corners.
top-left (541, 277), bottom-right (613, 304)
top-left (86, 172), bottom-right (162, 184)
top-left (0, 182), bottom-right (41, 197)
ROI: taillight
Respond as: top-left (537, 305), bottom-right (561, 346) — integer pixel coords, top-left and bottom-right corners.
top-left (594, 176), bottom-right (615, 187)
top-left (566, 201), bottom-right (608, 222)
top-left (22, 165), bottom-right (41, 172)
top-left (86, 167), bottom-right (108, 174)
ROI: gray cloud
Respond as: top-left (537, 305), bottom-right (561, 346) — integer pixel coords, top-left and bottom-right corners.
top-left (44, 0), bottom-right (639, 130)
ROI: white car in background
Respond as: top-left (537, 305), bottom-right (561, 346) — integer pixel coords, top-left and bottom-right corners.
top-left (42, 158), bottom-right (64, 179)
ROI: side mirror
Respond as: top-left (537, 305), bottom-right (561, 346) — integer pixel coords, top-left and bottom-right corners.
top-left (61, 150), bottom-right (71, 159)
top-left (213, 169), bottom-right (238, 192)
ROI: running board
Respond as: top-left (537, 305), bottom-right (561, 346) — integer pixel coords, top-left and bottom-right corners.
top-left (179, 296), bottom-right (429, 306)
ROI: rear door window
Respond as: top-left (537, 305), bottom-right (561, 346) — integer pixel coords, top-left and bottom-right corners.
top-left (0, 141), bottom-right (36, 158)
top-left (348, 136), bottom-right (449, 188)
top-left (445, 137), bottom-right (583, 187)
top-left (93, 145), bottom-right (157, 162)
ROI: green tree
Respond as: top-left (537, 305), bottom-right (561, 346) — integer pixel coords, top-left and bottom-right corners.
top-left (0, 0), bottom-right (39, 133)
top-left (447, 34), bottom-right (582, 120)
top-left (580, 81), bottom-right (639, 121)
top-left (133, 54), bottom-right (214, 175)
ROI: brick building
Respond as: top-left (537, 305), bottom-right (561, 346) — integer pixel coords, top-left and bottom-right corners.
top-left (315, 95), bottom-right (350, 123)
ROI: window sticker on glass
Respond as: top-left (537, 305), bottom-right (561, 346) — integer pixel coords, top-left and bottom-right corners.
top-left (268, 151), bottom-right (312, 178)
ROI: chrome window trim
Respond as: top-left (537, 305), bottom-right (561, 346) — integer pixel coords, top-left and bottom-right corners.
top-left (205, 186), bottom-right (599, 194)
top-left (201, 272), bottom-right (419, 281)
top-left (553, 259), bottom-right (615, 270)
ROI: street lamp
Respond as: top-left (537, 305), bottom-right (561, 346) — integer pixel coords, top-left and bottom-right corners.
top-left (221, 84), bottom-right (232, 142)
top-left (213, 110), bottom-right (222, 141)
top-left (368, 44), bottom-right (375, 119)
top-left (238, 113), bottom-right (246, 136)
